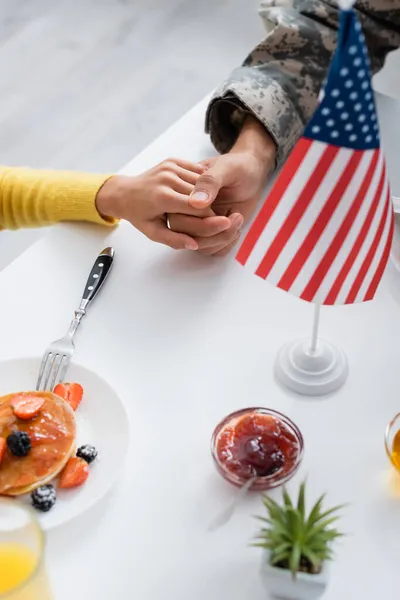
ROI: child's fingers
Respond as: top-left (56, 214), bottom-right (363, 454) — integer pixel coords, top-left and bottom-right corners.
top-left (174, 166), bottom-right (203, 185)
top-left (199, 232), bottom-right (242, 256)
top-left (170, 158), bottom-right (206, 174)
top-left (169, 177), bottom-right (194, 196)
top-left (195, 215), bottom-right (242, 250)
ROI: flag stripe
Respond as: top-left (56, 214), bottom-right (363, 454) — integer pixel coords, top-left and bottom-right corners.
top-left (354, 188), bottom-right (392, 302)
top-left (255, 145), bottom-right (340, 279)
top-left (356, 192), bottom-right (393, 302)
top-left (345, 183), bottom-right (390, 303)
top-left (236, 138), bottom-right (313, 266)
top-left (323, 162), bottom-right (386, 304)
top-left (336, 176), bottom-right (389, 304)
top-left (245, 142), bottom-right (328, 277)
top-left (277, 150), bottom-right (364, 293)
top-left (299, 149), bottom-right (380, 303)
top-left (284, 149), bottom-right (377, 301)
top-left (364, 204), bottom-right (394, 301)
top-left (309, 150), bottom-right (381, 304)
top-left (296, 150), bottom-right (382, 303)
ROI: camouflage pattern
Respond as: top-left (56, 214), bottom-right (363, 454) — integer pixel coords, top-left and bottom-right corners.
top-left (206, 1), bottom-right (400, 166)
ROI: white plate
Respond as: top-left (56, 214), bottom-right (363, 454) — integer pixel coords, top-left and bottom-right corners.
top-left (0, 357), bottom-right (130, 529)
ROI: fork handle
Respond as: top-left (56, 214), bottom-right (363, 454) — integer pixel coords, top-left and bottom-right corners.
top-left (81, 247), bottom-right (114, 306)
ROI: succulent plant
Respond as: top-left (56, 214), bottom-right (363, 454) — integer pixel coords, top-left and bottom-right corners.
top-left (253, 481), bottom-right (344, 577)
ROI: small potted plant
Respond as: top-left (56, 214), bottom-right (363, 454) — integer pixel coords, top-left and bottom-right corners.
top-left (253, 482), bottom-right (344, 600)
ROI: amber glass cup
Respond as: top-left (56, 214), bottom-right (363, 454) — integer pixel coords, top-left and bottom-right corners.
top-left (385, 412), bottom-right (400, 471)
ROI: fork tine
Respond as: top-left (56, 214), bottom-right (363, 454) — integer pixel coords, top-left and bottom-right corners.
top-left (49, 354), bottom-right (63, 392)
top-left (57, 355), bottom-right (70, 386)
top-left (42, 353), bottom-right (57, 392)
top-left (36, 353), bottom-right (51, 391)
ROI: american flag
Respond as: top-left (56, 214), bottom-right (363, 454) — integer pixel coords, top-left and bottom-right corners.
top-left (236, 8), bottom-right (393, 305)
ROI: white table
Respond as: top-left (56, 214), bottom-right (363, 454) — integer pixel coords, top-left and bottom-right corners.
top-left (1, 94), bottom-right (400, 599)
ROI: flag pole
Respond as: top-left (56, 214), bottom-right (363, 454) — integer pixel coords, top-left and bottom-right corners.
top-left (310, 304), bottom-right (321, 354)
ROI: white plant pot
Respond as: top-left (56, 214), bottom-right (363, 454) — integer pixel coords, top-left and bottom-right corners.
top-left (261, 551), bottom-right (330, 600)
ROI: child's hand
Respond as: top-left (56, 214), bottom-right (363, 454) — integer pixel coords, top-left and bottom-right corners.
top-left (96, 158), bottom-right (231, 250)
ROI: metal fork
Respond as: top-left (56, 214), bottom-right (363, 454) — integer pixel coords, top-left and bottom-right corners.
top-left (36, 247), bottom-right (115, 391)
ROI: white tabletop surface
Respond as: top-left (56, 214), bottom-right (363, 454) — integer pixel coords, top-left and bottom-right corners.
top-left (2, 94), bottom-right (400, 599)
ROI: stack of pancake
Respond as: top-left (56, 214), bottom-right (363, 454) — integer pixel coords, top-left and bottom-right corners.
top-left (0, 391), bottom-right (76, 495)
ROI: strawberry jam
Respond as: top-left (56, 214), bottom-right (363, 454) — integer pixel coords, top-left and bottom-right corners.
top-left (211, 408), bottom-right (303, 490)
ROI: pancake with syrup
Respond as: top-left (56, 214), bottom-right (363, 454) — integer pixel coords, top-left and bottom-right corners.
top-left (0, 391), bottom-right (76, 495)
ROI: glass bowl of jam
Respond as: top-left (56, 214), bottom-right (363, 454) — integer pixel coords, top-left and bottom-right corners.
top-left (211, 407), bottom-right (304, 491)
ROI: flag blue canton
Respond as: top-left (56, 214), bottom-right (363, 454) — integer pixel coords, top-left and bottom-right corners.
top-left (304, 10), bottom-right (379, 151)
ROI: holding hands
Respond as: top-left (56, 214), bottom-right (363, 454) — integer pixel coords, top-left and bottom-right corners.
top-left (170, 150), bottom-right (272, 256)
top-left (96, 117), bottom-right (276, 256)
top-left (96, 158), bottom-right (208, 250)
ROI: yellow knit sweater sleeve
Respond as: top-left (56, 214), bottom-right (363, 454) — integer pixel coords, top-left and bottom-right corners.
top-left (0, 166), bottom-right (117, 229)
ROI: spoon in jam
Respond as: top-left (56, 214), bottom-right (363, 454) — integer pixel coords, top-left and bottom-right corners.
top-left (208, 436), bottom-right (285, 531)
top-left (208, 476), bottom-right (257, 531)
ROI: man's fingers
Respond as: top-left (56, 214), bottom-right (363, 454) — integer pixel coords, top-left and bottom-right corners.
top-left (167, 214), bottom-right (231, 237)
top-left (214, 232), bottom-right (242, 256)
top-left (194, 213), bottom-right (243, 250)
top-left (189, 158), bottom-right (233, 209)
top-left (189, 171), bottom-right (222, 209)
top-left (198, 231), bottom-right (241, 256)
top-left (146, 220), bottom-right (198, 251)
top-left (169, 177), bottom-right (194, 196)
top-left (165, 190), bottom-right (217, 216)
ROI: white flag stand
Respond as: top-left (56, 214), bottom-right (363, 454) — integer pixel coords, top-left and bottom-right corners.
top-left (274, 304), bottom-right (349, 396)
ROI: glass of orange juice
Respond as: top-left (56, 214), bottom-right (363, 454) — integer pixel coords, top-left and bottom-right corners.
top-left (385, 412), bottom-right (400, 471)
top-left (0, 498), bottom-right (53, 599)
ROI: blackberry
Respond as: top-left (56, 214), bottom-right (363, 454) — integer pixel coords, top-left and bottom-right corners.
top-left (6, 431), bottom-right (31, 457)
top-left (31, 485), bottom-right (56, 512)
top-left (76, 445), bottom-right (98, 464)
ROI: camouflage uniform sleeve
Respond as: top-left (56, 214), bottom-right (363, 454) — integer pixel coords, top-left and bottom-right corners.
top-left (206, 0), bottom-right (400, 167)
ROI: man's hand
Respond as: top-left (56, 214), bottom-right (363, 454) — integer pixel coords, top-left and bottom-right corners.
top-left (167, 117), bottom-right (277, 256)
top-left (95, 158), bottom-right (231, 250)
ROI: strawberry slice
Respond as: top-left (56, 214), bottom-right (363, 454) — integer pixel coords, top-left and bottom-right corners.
top-left (53, 383), bottom-right (84, 411)
top-left (59, 457), bottom-right (89, 489)
top-left (0, 438), bottom-right (6, 466)
top-left (11, 395), bottom-right (45, 420)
